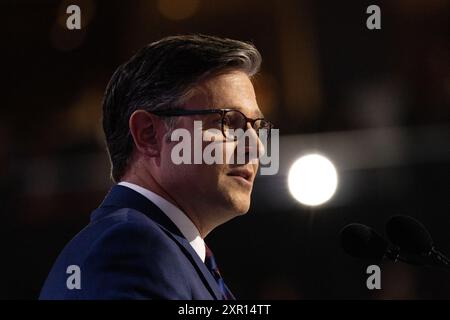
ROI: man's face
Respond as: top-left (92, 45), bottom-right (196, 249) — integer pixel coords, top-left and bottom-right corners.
top-left (156, 71), bottom-right (263, 230)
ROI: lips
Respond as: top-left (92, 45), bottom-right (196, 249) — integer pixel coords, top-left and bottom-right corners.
top-left (227, 168), bottom-right (254, 183)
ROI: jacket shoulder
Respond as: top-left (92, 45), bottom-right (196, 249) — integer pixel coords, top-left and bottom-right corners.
top-left (40, 208), bottom-right (192, 299)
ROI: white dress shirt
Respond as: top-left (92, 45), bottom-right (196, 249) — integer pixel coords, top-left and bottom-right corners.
top-left (118, 181), bottom-right (206, 262)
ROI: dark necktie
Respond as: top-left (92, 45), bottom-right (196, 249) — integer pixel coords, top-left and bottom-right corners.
top-left (204, 245), bottom-right (236, 300)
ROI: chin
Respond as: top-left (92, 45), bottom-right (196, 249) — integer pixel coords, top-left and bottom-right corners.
top-left (229, 195), bottom-right (251, 215)
top-left (217, 183), bottom-right (252, 215)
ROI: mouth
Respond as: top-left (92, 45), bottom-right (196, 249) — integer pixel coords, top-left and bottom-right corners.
top-left (227, 168), bottom-right (254, 187)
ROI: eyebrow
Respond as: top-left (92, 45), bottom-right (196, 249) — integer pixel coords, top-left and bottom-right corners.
top-left (227, 106), bottom-right (265, 119)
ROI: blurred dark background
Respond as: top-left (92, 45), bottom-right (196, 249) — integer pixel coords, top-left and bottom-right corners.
top-left (1, 0), bottom-right (450, 299)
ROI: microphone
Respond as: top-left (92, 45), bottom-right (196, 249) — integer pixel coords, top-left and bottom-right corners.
top-left (386, 215), bottom-right (450, 269)
top-left (340, 223), bottom-right (398, 261)
top-left (340, 223), bottom-right (426, 265)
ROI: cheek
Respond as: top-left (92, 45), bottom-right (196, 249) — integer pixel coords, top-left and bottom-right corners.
top-left (223, 142), bottom-right (237, 164)
top-left (202, 130), bottom-right (236, 165)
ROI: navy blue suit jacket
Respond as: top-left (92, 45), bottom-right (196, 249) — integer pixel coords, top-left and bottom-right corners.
top-left (39, 185), bottom-right (227, 300)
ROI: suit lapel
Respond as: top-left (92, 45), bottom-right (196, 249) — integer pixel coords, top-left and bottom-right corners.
top-left (94, 185), bottom-right (223, 300)
top-left (156, 224), bottom-right (223, 300)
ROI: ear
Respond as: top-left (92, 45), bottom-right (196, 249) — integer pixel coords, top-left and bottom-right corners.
top-left (129, 110), bottom-right (162, 157)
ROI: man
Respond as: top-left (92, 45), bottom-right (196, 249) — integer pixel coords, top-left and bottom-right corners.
top-left (40, 34), bottom-right (272, 299)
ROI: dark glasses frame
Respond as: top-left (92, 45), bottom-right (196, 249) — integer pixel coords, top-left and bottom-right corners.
top-left (150, 108), bottom-right (274, 141)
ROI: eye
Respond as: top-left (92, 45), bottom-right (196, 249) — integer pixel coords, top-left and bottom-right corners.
top-left (206, 114), bottom-right (222, 127)
top-left (224, 111), bottom-right (245, 129)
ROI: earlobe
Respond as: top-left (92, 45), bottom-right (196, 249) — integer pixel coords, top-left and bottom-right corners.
top-left (129, 110), bottom-right (161, 157)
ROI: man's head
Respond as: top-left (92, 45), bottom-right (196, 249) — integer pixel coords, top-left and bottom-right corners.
top-left (102, 34), bottom-right (265, 236)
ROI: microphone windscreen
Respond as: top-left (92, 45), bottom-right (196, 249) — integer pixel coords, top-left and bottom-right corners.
top-left (340, 223), bottom-right (388, 261)
top-left (386, 215), bottom-right (433, 254)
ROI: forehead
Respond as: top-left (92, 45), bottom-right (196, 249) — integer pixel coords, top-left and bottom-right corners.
top-left (184, 71), bottom-right (263, 118)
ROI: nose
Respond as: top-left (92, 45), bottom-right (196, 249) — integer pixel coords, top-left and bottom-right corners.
top-left (231, 123), bottom-right (267, 165)
top-left (244, 122), bottom-right (266, 159)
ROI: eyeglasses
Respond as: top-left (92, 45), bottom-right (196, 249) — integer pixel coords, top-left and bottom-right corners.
top-left (150, 108), bottom-right (274, 141)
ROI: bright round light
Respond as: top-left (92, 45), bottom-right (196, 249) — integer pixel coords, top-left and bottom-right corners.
top-left (288, 154), bottom-right (338, 206)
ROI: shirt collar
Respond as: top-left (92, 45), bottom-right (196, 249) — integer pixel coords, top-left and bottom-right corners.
top-left (117, 181), bottom-right (206, 262)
